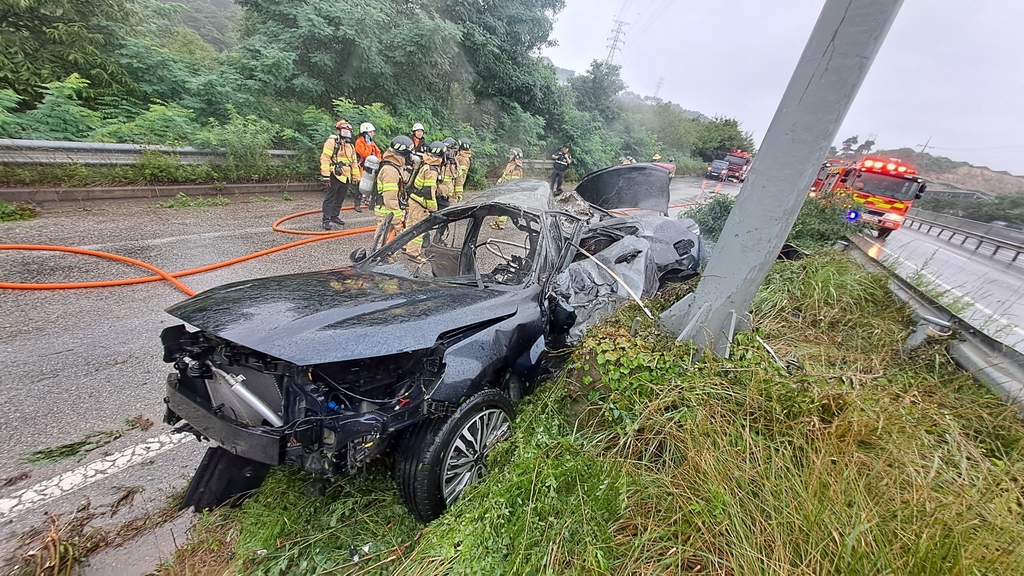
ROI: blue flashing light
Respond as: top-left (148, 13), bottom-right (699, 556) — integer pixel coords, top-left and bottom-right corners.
top-left (845, 209), bottom-right (860, 222)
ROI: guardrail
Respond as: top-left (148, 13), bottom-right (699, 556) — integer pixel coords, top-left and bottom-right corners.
top-left (0, 138), bottom-right (298, 165)
top-left (847, 236), bottom-right (1024, 416)
top-left (904, 212), bottom-right (1024, 263)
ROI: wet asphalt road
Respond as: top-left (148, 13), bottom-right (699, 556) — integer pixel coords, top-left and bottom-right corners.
top-left (0, 177), bottom-right (737, 568)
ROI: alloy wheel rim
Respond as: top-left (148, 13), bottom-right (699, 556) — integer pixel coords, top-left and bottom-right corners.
top-left (441, 408), bottom-right (511, 505)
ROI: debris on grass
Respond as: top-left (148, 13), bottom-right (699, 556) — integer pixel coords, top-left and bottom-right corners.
top-left (2, 471), bottom-right (31, 488)
top-left (156, 192), bottom-right (230, 209)
top-left (19, 415), bottom-right (154, 465)
top-left (0, 201), bottom-right (39, 222)
top-left (166, 251), bottom-right (1024, 575)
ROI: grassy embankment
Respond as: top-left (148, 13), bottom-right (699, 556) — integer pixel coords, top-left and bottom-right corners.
top-left (166, 250), bottom-right (1024, 575)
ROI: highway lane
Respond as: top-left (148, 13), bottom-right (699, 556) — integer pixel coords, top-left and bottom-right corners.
top-left (859, 224), bottom-right (1024, 352)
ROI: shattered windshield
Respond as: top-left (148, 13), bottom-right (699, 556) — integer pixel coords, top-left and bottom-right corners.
top-left (362, 207), bottom-right (544, 287)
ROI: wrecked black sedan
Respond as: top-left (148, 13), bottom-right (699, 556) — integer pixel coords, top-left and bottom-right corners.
top-left (161, 163), bottom-right (700, 522)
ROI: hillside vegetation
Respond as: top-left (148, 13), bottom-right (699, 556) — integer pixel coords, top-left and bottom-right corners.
top-left (876, 148), bottom-right (1024, 196)
top-left (0, 0), bottom-right (753, 187)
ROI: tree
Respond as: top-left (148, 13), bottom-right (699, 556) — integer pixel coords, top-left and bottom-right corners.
top-left (0, 0), bottom-right (141, 101)
top-left (854, 138), bottom-right (875, 157)
top-left (568, 60), bottom-right (626, 124)
top-left (840, 135), bottom-right (859, 157)
top-left (692, 117), bottom-right (755, 161)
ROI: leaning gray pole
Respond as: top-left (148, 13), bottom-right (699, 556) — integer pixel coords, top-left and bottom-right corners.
top-left (661, 0), bottom-right (905, 356)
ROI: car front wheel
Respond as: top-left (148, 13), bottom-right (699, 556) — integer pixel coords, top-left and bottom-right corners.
top-left (394, 389), bottom-right (514, 522)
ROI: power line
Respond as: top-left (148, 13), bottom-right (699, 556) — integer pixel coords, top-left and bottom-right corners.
top-left (606, 19), bottom-right (629, 64)
top-left (918, 136), bottom-right (932, 154)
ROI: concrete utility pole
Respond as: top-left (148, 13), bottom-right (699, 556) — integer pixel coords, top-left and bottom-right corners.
top-left (661, 0), bottom-right (906, 356)
top-left (605, 20), bottom-right (628, 64)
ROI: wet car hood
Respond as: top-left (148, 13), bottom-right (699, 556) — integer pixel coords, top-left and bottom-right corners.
top-left (165, 268), bottom-right (519, 365)
top-left (574, 163), bottom-right (670, 214)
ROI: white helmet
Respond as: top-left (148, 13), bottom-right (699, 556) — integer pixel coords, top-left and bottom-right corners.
top-left (412, 122), bottom-right (425, 132)
top-left (359, 122), bottom-right (375, 134)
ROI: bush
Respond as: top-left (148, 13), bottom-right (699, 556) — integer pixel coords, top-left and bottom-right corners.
top-left (684, 193), bottom-right (864, 248)
top-left (0, 201), bottom-right (39, 222)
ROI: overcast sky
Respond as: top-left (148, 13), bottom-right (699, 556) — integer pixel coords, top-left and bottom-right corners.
top-left (542, 0), bottom-right (1024, 175)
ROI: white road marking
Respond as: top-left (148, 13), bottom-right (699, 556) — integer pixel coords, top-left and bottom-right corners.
top-left (79, 228), bottom-right (271, 250)
top-left (0, 433), bottom-right (193, 520)
top-left (937, 248), bottom-right (967, 262)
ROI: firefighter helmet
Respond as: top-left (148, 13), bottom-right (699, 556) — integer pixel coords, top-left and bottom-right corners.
top-left (390, 135), bottom-right (414, 155)
top-left (510, 147), bottom-right (523, 159)
top-left (360, 122), bottom-right (376, 134)
top-left (428, 141), bottom-right (446, 156)
top-left (442, 137), bottom-right (456, 149)
top-left (335, 120), bottom-right (351, 130)
top-left (458, 138), bottom-right (472, 150)
top-left (412, 122), bottom-right (425, 132)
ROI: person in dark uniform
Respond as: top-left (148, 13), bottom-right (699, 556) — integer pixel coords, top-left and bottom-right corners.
top-left (550, 144), bottom-right (572, 196)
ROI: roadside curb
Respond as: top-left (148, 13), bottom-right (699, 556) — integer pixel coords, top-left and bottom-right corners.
top-left (2, 182), bottom-right (321, 204)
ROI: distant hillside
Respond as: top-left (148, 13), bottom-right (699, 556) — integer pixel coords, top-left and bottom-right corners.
top-left (160, 0), bottom-right (240, 52)
top-left (874, 148), bottom-right (1024, 196)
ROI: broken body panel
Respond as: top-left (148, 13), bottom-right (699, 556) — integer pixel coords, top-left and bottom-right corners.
top-left (161, 168), bottom-right (701, 516)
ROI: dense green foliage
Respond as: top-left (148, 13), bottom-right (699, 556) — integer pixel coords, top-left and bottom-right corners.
top-left (918, 193), bottom-right (1024, 226)
top-left (171, 252), bottom-right (1024, 575)
top-left (0, 0), bottom-right (755, 184)
top-left (685, 192), bottom-right (864, 249)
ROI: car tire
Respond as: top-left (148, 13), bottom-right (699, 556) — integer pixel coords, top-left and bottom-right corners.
top-left (394, 389), bottom-right (514, 522)
top-left (876, 228), bottom-right (893, 240)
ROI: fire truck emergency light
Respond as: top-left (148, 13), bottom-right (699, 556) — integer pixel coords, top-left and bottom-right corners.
top-left (845, 209), bottom-right (860, 222)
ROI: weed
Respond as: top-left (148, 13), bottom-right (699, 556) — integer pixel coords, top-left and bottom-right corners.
top-left (249, 194), bottom-right (271, 203)
top-left (282, 191), bottom-right (293, 201)
top-left (213, 181), bottom-right (226, 191)
top-left (169, 251), bottom-right (1024, 575)
top-left (0, 201), bottom-right (39, 222)
top-left (19, 416), bottom-right (153, 465)
top-left (156, 192), bottom-right (230, 209)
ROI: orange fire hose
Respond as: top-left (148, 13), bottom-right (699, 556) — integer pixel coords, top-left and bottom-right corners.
top-left (0, 205), bottom-right (376, 297)
top-left (1, 199), bottom-right (704, 297)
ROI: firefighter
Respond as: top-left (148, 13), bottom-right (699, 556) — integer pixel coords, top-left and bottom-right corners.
top-left (452, 138), bottom-right (472, 205)
top-left (319, 120), bottom-right (362, 230)
top-left (403, 141), bottom-right (445, 263)
top-left (652, 153), bottom-right (662, 162)
top-left (550, 144), bottom-right (571, 196)
top-left (435, 137), bottom-right (459, 209)
top-left (410, 123), bottom-right (428, 154)
top-left (355, 122), bottom-right (382, 166)
top-left (491, 148), bottom-right (523, 229)
top-left (374, 135), bottom-right (414, 244)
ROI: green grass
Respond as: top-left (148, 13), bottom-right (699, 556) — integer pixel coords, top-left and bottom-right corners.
top-left (20, 417), bottom-right (152, 465)
top-left (0, 200), bottom-right (38, 222)
top-left (156, 192), bottom-right (230, 208)
top-left (168, 251), bottom-right (1024, 575)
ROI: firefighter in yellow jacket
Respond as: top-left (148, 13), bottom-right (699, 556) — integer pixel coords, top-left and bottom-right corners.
top-left (374, 135), bottom-right (414, 243)
top-left (319, 120), bottom-right (361, 230)
top-left (491, 147), bottom-right (523, 229)
top-left (453, 138), bottom-right (472, 205)
top-left (403, 141), bottom-right (445, 262)
top-left (436, 137), bottom-right (459, 209)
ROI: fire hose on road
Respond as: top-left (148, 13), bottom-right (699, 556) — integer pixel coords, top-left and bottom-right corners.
top-left (0, 201), bottom-right (703, 297)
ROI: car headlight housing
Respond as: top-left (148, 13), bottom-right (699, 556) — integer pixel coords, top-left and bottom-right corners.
top-left (881, 213), bottom-right (905, 222)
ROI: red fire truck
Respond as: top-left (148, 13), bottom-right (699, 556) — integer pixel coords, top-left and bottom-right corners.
top-left (724, 150), bottom-right (752, 182)
top-left (811, 156), bottom-right (927, 239)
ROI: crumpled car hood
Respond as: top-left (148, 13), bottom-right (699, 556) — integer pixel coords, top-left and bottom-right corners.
top-left (165, 269), bottom-right (517, 365)
top-left (574, 163), bottom-right (670, 214)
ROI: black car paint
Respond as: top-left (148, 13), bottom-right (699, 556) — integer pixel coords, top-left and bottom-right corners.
top-left (161, 167), bottom-right (699, 513)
